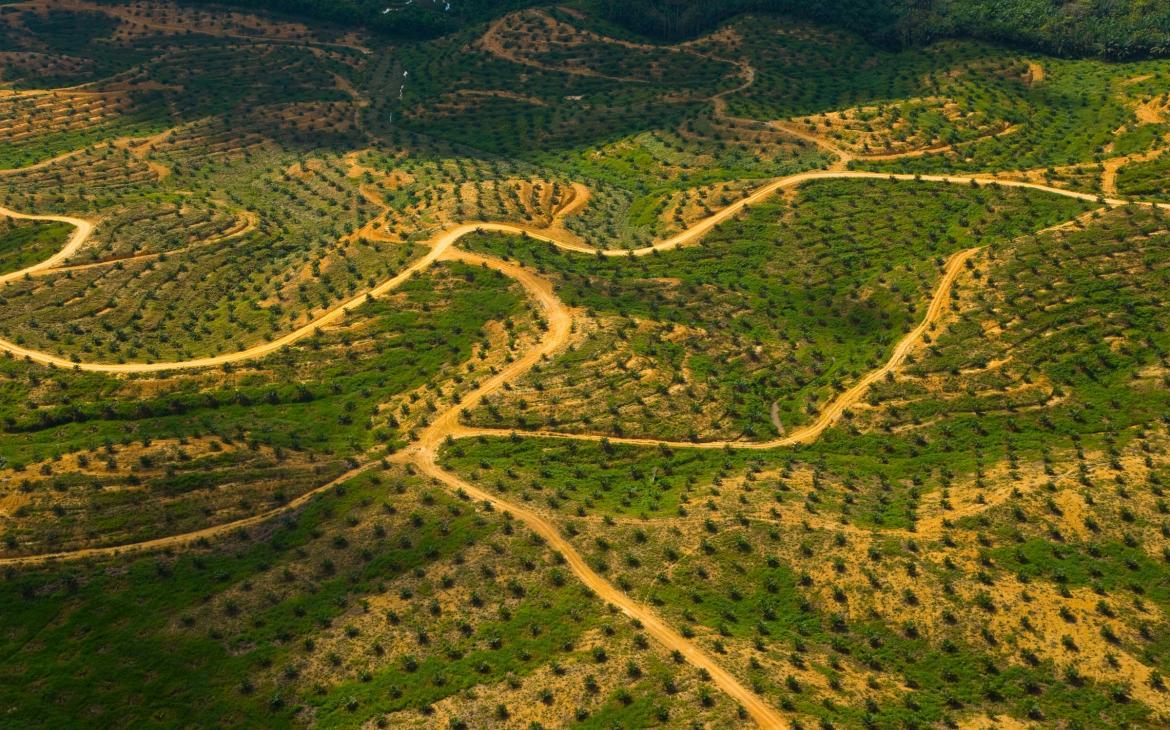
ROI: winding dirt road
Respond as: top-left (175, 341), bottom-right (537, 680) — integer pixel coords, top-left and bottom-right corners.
top-left (446, 245), bottom-right (981, 450)
top-left (0, 221), bottom-right (561, 371)
top-left (0, 461), bottom-right (371, 568)
top-left (0, 170), bottom-right (1136, 373)
top-left (0, 204), bottom-right (94, 285)
top-left (4, 44), bottom-right (1169, 727)
top-left (398, 246), bottom-right (790, 728)
top-left (413, 452), bottom-right (789, 728)
top-left (0, 225), bottom-right (789, 726)
top-left (0, 174), bottom-right (1118, 730)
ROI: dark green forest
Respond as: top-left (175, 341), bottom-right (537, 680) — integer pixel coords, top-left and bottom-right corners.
top-left (164, 0), bottom-right (1170, 59)
top-left (594, 0), bottom-right (1170, 58)
top-left (139, 0), bottom-right (536, 38)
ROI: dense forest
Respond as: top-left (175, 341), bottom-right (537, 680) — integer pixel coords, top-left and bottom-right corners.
top-left (595, 0), bottom-right (1170, 58)
top-left (933, 0), bottom-right (1170, 58)
top-left (595, 0), bottom-right (903, 46)
top-left (153, 0), bottom-right (1170, 57)
top-left (153, 0), bottom-right (537, 38)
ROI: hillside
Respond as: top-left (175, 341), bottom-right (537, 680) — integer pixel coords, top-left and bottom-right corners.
top-left (596, 0), bottom-right (1170, 58)
top-left (2, 1), bottom-right (1170, 728)
top-left (138, 0), bottom-right (1170, 58)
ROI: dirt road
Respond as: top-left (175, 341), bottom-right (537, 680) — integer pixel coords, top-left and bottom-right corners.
top-left (1100, 143), bottom-right (1168, 196)
top-left (0, 170), bottom-right (1149, 373)
top-left (0, 231), bottom-right (791, 726)
top-left (3, 40), bottom-right (1167, 723)
top-left (0, 204), bottom-right (93, 285)
top-left (400, 246), bottom-right (789, 728)
top-left (0, 461), bottom-right (371, 567)
top-left (448, 245), bottom-right (981, 450)
top-left (0, 221), bottom-right (561, 371)
top-left (412, 452), bottom-right (790, 728)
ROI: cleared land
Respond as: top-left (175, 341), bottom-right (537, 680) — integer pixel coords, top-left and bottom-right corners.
top-left (2, 3), bottom-right (1170, 728)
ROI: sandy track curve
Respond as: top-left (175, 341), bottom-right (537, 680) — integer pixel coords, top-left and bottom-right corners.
top-left (448, 245), bottom-right (980, 450)
top-left (0, 234), bottom-right (791, 726)
top-left (1100, 142), bottom-right (1169, 196)
top-left (0, 204), bottom-right (94, 285)
top-left (0, 461), bottom-right (371, 568)
top-left (0, 172), bottom-right (1149, 372)
top-left (0, 146), bottom-right (91, 176)
top-left (400, 246), bottom-right (789, 728)
top-left (0, 221), bottom-right (571, 372)
top-left (411, 247), bottom-right (576, 455)
top-left (5, 17), bottom-right (1159, 726)
top-left (26, 209), bottom-right (258, 277)
top-left (769, 121), bottom-right (854, 166)
top-left (1, 103), bottom-right (1162, 730)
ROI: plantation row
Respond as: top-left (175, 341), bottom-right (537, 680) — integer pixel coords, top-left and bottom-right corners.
top-left (1, 3), bottom-right (1170, 728)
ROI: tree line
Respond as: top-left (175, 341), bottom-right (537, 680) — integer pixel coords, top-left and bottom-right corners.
top-left (160, 0), bottom-right (533, 40)
top-left (592, 0), bottom-right (1170, 60)
top-left (163, 0), bottom-right (1170, 57)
